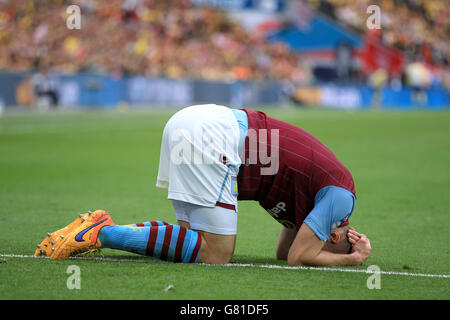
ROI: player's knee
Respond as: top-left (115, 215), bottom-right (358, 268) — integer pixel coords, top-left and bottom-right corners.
top-left (205, 253), bottom-right (232, 265)
top-left (197, 234), bottom-right (234, 265)
top-left (199, 252), bottom-right (231, 265)
top-left (201, 245), bottom-right (233, 264)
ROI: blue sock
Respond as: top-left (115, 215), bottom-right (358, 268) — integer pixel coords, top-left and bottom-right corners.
top-left (97, 223), bottom-right (202, 263)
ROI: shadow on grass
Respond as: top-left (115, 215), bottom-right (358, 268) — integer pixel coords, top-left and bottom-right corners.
top-left (87, 251), bottom-right (286, 267)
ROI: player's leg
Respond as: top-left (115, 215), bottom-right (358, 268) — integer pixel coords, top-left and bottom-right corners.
top-left (48, 209), bottom-right (203, 261)
top-left (97, 221), bottom-right (202, 263)
top-left (94, 202), bottom-right (237, 264)
top-left (172, 200), bottom-right (237, 264)
top-left (196, 231), bottom-right (236, 264)
top-left (94, 199), bottom-right (237, 264)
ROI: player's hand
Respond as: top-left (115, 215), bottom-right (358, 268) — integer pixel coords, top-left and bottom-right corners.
top-left (347, 227), bottom-right (362, 245)
top-left (350, 234), bottom-right (371, 265)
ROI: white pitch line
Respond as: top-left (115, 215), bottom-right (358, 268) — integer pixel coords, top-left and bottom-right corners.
top-left (226, 263), bottom-right (450, 278)
top-left (1, 254), bottom-right (449, 279)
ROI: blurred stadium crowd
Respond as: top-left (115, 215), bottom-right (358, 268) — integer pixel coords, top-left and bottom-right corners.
top-left (0, 0), bottom-right (304, 83)
top-left (317, 0), bottom-right (449, 88)
top-left (324, 0), bottom-right (448, 63)
top-left (0, 0), bottom-right (448, 94)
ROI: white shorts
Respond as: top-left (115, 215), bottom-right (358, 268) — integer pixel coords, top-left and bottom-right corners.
top-left (172, 200), bottom-right (237, 235)
top-left (156, 104), bottom-right (242, 212)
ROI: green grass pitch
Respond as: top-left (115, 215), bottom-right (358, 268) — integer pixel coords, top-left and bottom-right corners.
top-left (0, 106), bottom-right (449, 300)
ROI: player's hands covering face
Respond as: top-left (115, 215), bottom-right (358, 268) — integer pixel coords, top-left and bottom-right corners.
top-left (348, 228), bottom-right (372, 265)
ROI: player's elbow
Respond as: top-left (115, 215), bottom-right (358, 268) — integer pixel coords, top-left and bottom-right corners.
top-left (287, 248), bottom-right (319, 266)
top-left (287, 251), bottom-right (308, 266)
top-left (287, 254), bottom-right (302, 266)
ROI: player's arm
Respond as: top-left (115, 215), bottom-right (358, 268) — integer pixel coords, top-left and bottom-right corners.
top-left (287, 223), bottom-right (371, 266)
top-left (276, 226), bottom-right (297, 260)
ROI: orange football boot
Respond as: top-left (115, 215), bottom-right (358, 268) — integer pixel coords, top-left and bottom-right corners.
top-left (51, 210), bottom-right (115, 260)
top-left (34, 212), bottom-right (90, 257)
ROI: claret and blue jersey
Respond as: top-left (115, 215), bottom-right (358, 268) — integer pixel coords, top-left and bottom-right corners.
top-left (236, 109), bottom-right (356, 241)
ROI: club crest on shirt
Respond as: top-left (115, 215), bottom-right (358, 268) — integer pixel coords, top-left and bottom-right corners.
top-left (231, 176), bottom-right (238, 196)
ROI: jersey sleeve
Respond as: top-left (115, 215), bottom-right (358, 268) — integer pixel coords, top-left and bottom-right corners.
top-left (303, 186), bottom-right (355, 241)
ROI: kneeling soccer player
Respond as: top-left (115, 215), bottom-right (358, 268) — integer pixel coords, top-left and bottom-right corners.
top-left (38, 104), bottom-right (371, 266)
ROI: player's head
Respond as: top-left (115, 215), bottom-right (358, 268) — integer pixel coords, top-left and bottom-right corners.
top-left (322, 225), bottom-right (352, 254)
